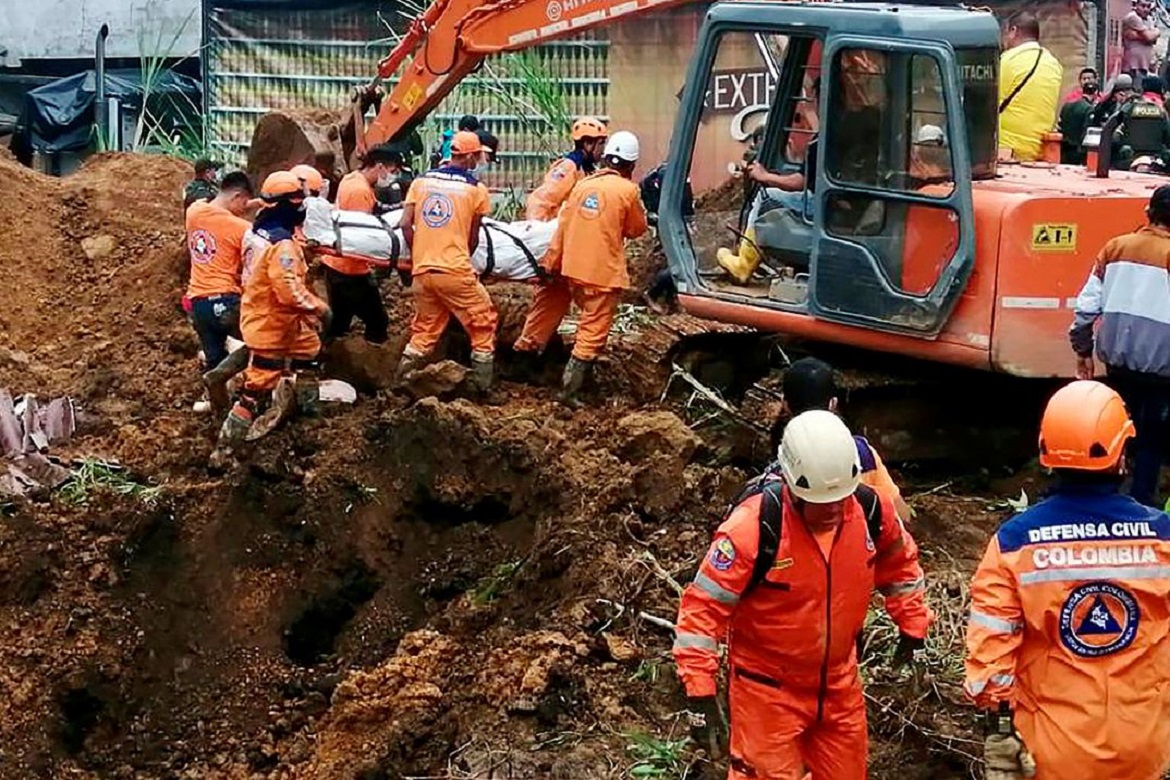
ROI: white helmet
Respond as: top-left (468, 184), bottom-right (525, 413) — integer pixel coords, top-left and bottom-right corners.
top-left (604, 131), bottom-right (640, 163)
top-left (778, 410), bottom-right (861, 504)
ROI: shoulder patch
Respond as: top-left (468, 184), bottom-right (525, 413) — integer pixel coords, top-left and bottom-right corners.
top-left (709, 537), bottom-right (737, 571)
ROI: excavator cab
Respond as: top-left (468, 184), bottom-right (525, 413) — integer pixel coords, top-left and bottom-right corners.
top-left (660, 3), bottom-right (1001, 337)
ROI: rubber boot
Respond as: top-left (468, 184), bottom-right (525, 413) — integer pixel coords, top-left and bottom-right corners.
top-left (559, 357), bottom-right (592, 409)
top-left (470, 351), bottom-right (503, 406)
top-left (209, 396), bottom-right (256, 471)
top-left (395, 348), bottom-right (426, 386)
top-left (247, 377), bottom-right (296, 441)
top-left (716, 226), bottom-right (762, 284)
top-left (204, 347), bottom-right (250, 419)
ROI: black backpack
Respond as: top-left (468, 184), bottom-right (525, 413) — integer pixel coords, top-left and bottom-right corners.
top-left (724, 473), bottom-right (883, 596)
top-left (640, 163), bottom-right (695, 219)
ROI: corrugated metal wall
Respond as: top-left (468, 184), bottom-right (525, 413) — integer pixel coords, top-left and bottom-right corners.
top-left (204, 2), bottom-right (610, 187)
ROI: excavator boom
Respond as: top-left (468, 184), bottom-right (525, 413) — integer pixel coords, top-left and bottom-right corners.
top-left (363, 0), bottom-right (686, 149)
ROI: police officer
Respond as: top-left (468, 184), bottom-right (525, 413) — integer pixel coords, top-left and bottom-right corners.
top-left (1112, 77), bottom-right (1170, 168)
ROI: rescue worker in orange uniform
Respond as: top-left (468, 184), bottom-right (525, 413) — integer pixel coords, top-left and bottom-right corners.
top-left (185, 171), bottom-right (255, 416)
top-left (210, 172), bottom-right (330, 468)
top-left (512, 118), bottom-right (610, 377)
top-left (675, 410), bottom-right (932, 779)
top-left (965, 380), bottom-right (1170, 780)
top-left (777, 357), bottom-right (911, 521)
top-left (324, 145), bottom-right (400, 344)
top-left (398, 131), bottom-right (497, 399)
top-left (515, 131), bottom-right (649, 406)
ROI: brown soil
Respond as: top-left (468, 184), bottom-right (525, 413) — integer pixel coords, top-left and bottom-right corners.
top-left (0, 152), bottom-right (1016, 780)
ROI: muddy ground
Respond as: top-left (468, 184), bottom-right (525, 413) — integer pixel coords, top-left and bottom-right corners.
top-left (0, 153), bottom-right (1045, 779)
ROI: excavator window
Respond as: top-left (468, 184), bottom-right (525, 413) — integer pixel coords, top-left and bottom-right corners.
top-left (680, 28), bottom-right (821, 296)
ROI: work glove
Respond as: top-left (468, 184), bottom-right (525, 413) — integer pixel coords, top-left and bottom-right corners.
top-left (984, 732), bottom-right (1037, 780)
top-left (685, 695), bottom-right (728, 761)
top-left (892, 633), bottom-right (926, 668)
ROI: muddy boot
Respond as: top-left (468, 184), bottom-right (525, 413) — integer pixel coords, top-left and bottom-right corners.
top-left (470, 351), bottom-right (503, 406)
top-left (209, 397), bottom-right (256, 472)
top-left (395, 348), bottom-right (426, 387)
top-left (247, 377), bottom-right (296, 441)
top-left (204, 347), bottom-right (249, 418)
top-left (559, 357), bottom-right (592, 409)
top-left (716, 227), bottom-right (761, 285)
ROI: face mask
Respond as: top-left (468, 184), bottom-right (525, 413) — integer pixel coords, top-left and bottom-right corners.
top-left (319, 180), bottom-right (331, 200)
top-left (1084, 83), bottom-right (1099, 95)
top-left (377, 173), bottom-right (395, 188)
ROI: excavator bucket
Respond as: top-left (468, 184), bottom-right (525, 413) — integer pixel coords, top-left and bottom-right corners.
top-left (245, 108), bottom-right (361, 193)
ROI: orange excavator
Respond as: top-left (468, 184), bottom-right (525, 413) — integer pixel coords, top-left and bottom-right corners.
top-left (256, 0), bottom-right (1163, 381)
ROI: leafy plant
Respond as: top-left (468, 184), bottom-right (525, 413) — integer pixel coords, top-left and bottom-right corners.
top-left (471, 559), bottom-right (525, 605)
top-left (624, 732), bottom-right (693, 779)
top-left (58, 459), bottom-right (164, 508)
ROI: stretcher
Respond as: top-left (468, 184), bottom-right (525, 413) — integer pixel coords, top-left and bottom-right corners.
top-left (303, 198), bottom-right (552, 281)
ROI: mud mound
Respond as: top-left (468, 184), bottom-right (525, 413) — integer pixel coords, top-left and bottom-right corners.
top-left (247, 110), bottom-right (347, 187)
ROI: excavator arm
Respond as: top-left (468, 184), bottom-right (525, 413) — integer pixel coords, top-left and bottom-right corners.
top-left (359, 0), bottom-right (688, 151)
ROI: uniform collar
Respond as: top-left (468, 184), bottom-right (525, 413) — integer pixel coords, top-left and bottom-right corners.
top-left (1139, 224), bottom-right (1170, 239)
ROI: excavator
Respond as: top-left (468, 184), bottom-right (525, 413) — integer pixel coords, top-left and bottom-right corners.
top-left (248, 0), bottom-right (1161, 384)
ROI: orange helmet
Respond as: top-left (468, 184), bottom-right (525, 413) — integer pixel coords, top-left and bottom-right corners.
top-left (259, 171), bottom-right (305, 205)
top-left (290, 164), bottom-right (324, 194)
top-left (571, 117), bottom-right (608, 141)
top-left (1038, 380), bottom-right (1135, 471)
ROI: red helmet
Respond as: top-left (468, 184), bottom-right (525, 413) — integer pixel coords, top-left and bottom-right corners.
top-left (1038, 380), bottom-right (1135, 471)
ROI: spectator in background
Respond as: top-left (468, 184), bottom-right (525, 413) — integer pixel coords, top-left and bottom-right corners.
top-left (998, 11), bottom-right (1063, 161)
top-left (1090, 73), bottom-right (1136, 126)
top-left (477, 129), bottom-right (500, 165)
top-left (1060, 72), bottom-right (1101, 163)
top-left (183, 158), bottom-right (222, 209)
top-left (1063, 67), bottom-right (1100, 105)
top-left (432, 114), bottom-right (481, 168)
top-left (1123, 0), bottom-right (1160, 82)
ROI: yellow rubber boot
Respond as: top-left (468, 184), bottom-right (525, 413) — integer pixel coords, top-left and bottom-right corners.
top-left (716, 227), bottom-right (761, 284)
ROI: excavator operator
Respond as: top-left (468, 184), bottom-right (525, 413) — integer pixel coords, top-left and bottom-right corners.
top-left (675, 409), bottom-right (932, 779)
top-left (717, 78), bottom-right (820, 285)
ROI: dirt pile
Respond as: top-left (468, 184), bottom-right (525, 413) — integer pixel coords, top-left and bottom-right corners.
top-left (0, 151), bottom-right (1009, 780)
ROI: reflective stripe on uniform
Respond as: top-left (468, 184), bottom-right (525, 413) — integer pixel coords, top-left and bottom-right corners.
top-left (969, 609), bottom-right (1023, 634)
top-left (1019, 566), bottom-right (1170, 586)
top-left (673, 632), bottom-right (719, 652)
top-left (694, 571), bottom-right (740, 605)
top-left (965, 673), bottom-right (1015, 698)
top-left (879, 575), bottom-right (925, 597)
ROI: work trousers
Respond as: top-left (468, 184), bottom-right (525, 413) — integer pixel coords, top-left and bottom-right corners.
top-left (191, 294), bottom-right (241, 371)
top-left (406, 269), bottom-right (497, 357)
top-left (514, 277), bottom-right (622, 361)
top-left (727, 667), bottom-right (867, 780)
top-left (322, 266), bottom-right (389, 344)
top-left (244, 327), bottom-right (322, 394)
top-left (1107, 365), bottom-right (1170, 507)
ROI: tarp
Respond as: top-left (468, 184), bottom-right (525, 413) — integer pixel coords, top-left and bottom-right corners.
top-left (18, 68), bottom-right (200, 154)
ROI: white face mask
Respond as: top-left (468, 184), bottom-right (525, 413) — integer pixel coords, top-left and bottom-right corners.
top-left (377, 173), bottom-right (394, 188)
top-left (319, 180), bottom-right (331, 200)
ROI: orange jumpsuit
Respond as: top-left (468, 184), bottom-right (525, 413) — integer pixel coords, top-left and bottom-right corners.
top-left (516, 169), bottom-right (648, 361)
top-left (515, 152), bottom-right (594, 355)
top-left (239, 229), bottom-right (329, 393)
top-left (675, 485), bottom-right (931, 779)
top-left (966, 484), bottom-right (1170, 780)
top-left (402, 167), bottom-right (495, 357)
